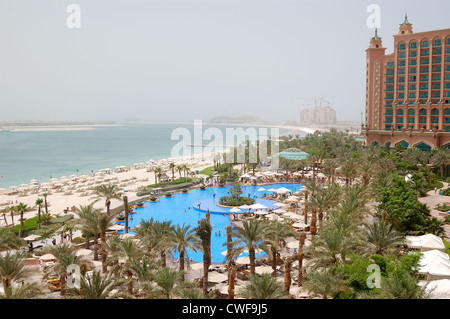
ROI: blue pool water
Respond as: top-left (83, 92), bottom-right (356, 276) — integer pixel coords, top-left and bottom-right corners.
top-left (123, 183), bottom-right (303, 263)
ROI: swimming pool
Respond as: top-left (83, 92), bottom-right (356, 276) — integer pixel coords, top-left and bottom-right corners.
top-left (123, 183), bottom-right (303, 263)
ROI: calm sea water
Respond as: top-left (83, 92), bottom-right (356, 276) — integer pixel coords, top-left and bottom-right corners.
top-left (0, 123), bottom-right (294, 189)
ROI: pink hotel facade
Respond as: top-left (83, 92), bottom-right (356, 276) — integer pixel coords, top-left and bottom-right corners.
top-left (363, 16), bottom-right (450, 150)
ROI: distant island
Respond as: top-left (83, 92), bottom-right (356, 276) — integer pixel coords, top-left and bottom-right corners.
top-left (0, 120), bottom-right (116, 127)
top-left (208, 113), bottom-right (266, 125)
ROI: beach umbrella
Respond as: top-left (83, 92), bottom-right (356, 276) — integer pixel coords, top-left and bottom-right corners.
top-left (40, 253), bottom-right (56, 262)
top-left (108, 224), bottom-right (125, 231)
top-left (236, 256), bottom-right (251, 265)
top-left (249, 203), bottom-right (268, 210)
top-left (273, 202), bottom-right (288, 207)
top-left (75, 249), bottom-right (93, 257)
top-left (292, 222), bottom-right (309, 229)
top-left (239, 205), bottom-right (252, 209)
top-left (267, 188), bottom-right (277, 192)
top-left (208, 272), bottom-right (228, 283)
top-left (230, 207), bottom-right (241, 213)
top-left (273, 208), bottom-right (287, 214)
top-left (254, 210), bottom-right (268, 215)
top-left (254, 265), bottom-right (273, 275)
top-left (24, 234), bottom-right (40, 241)
top-left (257, 187), bottom-right (266, 191)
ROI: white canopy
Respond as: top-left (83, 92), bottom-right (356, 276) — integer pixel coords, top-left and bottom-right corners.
top-left (24, 234), bottom-right (40, 241)
top-left (109, 224), bottom-right (125, 231)
top-left (420, 279), bottom-right (450, 299)
top-left (249, 203), bottom-right (268, 210)
top-left (208, 272), bottom-right (228, 283)
top-left (406, 234), bottom-right (445, 251)
top-left (257, 187), bottom-right (266, 191)
top-left (229, 207), bottom-right (241, 213)
top-left (236, 256), bottom-right (251, 264)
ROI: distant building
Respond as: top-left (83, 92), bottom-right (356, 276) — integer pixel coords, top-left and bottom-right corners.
top-left (363, 16), bottom-right (450, 150)
top-left (300, 106), bottom-right (337, 125)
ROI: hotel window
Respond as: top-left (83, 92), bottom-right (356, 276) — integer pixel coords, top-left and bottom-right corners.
top-left (399, 60), bottom-right (406, 67)
top-left (397, 117), bottom-right (404, 123)
top-left (431, 83), bottom-right (441, 90)
top-left (433, 66), bottom-right (441, 73)
top-left (421, 66), bottom-right (429, 73)
top-left (399, 52), bottom-right (406, 58)
top-left (420, 83), bottom-right (429, 90)
top-left (447, 74), bottom-right (450, 81)
top-left (385, 109), bottom-right (393, 115)
top-left (399, 43), bottom-right (406, 50)
top-left (387, 62), bottom-right (395, 68)
top-left (432, 117), bottom-right (439, 123)
top-left (419, 109), bottom-right (427, 115)
top-left (446, 65), bottom-right (450, 71)
top-left (434, 39), bottom-right (442, 47)
top-left (386, 85), bottom-right (394, 92)
top-left (447, 38), bottom-right (450, 45)
top-left (398, 93), bottom-right (405, 99)
top-left (398, 77), bottom-right (405, 83)
top-left (445, 109), bottom-right (450, 115)
top-left (386, 94), bottom-right (394, 100)
top-left (386, 70), bottom-right (395, 76)
top-left (434, 48), bottom-right (442, 55)
top-left (410, 84), bottom-right (416, 90)
top-left (432, 83), bottom-right (441, 90)
top-left (398, 68), bottom-right (406, 74)
top-left (410, 76), bottom-right (417, 82)
top-left (445, 126), bottom-right (450, 132)
top-left (446, 56), bottom-right (450, 63)
top-left (422, 41), bottom-right (429, 48)
top-left (385, 125), bottom-right (392, 130)
top-left (432, 74), bottom-right (441, 81)
top-left (409, 92), bottom-right (416, 99)
top-left (421, 75), bottom-right (429, 82)
top-left (432, 92), bottom-right (441, 98)
top-left (398, 85), bottom-right (405, 91)
top-left (386, 102), bottom-right (392, 107)
top-left (431, 108), bottom-right (439, 115)
top-left (446, 47), bottom-right (450, 54)
top-left (386, 78), bottom-right (394, 84)
top-left (410, 59), bottom-right (417, 65)
top-left (420, 92), bottom-right (428, 98)
top-left (385, 117), bottom-right (393, 123)
top-left (421, 49), bottom-right (430, 56)
top-left (446, 83), bottom-right (450, 89)
top-left (397, 125), bottom-right (404, 130)
top-left (410, 51), bottom-right (417, 58)
top-left (408, 109), bottom-right (415, 115)
top-left (410, 67), bottom-right (417, 74)
top-left (410, 42), bottom-right (418, 49)
top-left (422, 58), bottom-right (429, 65)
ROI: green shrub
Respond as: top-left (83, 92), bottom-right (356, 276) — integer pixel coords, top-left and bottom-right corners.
top-left (219, 196), bottom-right (255, 206)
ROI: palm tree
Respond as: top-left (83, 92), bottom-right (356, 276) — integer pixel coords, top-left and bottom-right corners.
top-left (16, 203), bottom-right (31, 237)
top-left (0, 229), bottom-right (24, 252)
top-left (68, 270), bottom-right (128, 299)
top-left (169, 223), bottom-right (200, 281)
top-left (340, 158), bottom-right (358, 186)
top-left (45, 242), bottom-right (93, 295)
top-left (239, 274), bottom-right (286, 299)
top-left (358, 271), bottom-right (429, 299)
top-left (153, 167), bottom-right (163, 184)
top-left (0, 252), bottom-right (31, 289)
top-left (72, 204), bottom-right (102, 259)
top-left (151, 267), bottom-right (183, 299)
top-left (112, 238), bottom-right (144, 295)
top-left (97, 212), bottom-right (118, 273)
top-left (322, 158), bottom-right (339, 183)
top-left (364, 220), bottom-right (405, 255)
top-left (431, 149), bottom-right (450, 178)
top-left (169, 162), bottom-right (176, 182)
top-left (176, 165), bottom-right (184, 179)
top-left (265, 220), bottom-right (294, 276)
top-left (231, 220), bottom-right (272, 276)
top-left (42, 193), bottom-right (49, 214)
top-left (195, 212), bottom-right (212, 295)
top-left (297, 231), bottom-right (306, 287)
top-left (91, 184), bottom-right (122, 216)
top-left (303, 268), bottom-right (347, 299)
top-left (136, 219), bottom-right (174, 267)
top-left (0, 282), bottom-right (43, 299)
top-left (35, 198), bottom-right (44, 229)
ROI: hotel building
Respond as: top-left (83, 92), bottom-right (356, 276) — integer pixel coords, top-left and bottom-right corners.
top-left (363, 16), bottom-right (450, 150)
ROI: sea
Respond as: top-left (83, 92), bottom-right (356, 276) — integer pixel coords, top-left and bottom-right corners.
top-left (0, 123), bottom-right (302, 189)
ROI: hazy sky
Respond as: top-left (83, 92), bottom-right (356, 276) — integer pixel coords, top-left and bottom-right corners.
top-left (1, 0), bottom-right (449, 123)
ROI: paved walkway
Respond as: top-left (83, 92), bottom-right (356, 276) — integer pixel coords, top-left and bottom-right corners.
top-left (418, 182), bottom-right (450, 240)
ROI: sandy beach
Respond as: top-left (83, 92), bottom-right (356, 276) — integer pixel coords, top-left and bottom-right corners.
top-left (0, 153), bottom-right (218, 227)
